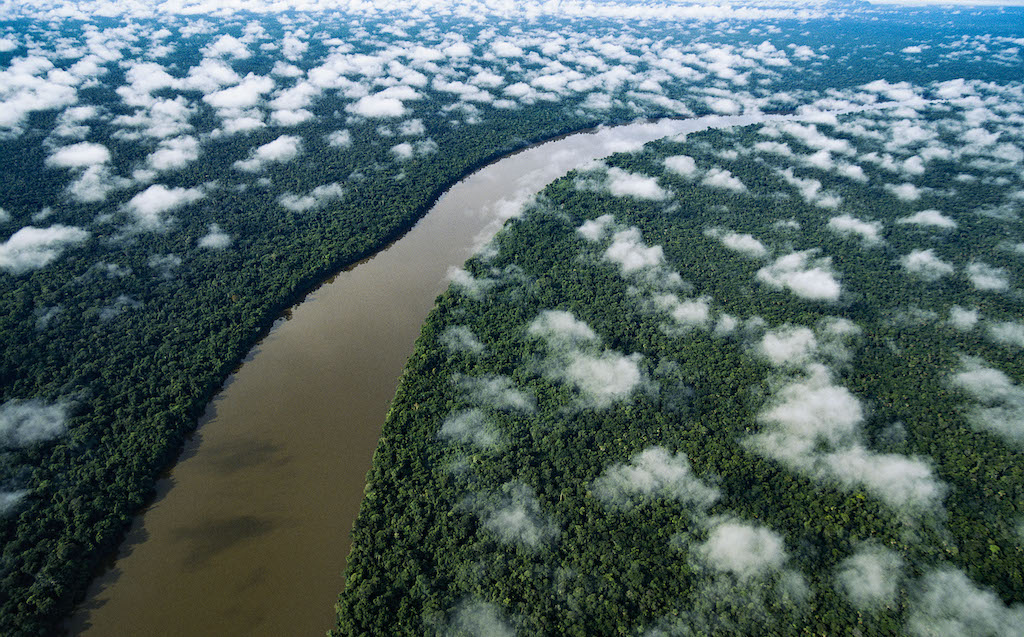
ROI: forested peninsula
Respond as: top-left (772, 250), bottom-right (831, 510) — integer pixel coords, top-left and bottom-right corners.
top-left (0, 1), bottom-right (1022, 635)
top-left (333, 76), bottom-right (1024, 637)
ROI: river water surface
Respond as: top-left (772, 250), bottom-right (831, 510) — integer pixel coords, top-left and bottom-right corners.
top-left (69, 115), bottom-right (779, 636)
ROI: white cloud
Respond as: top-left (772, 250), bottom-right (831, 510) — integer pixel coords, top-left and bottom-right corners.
top-left (701, 167), bottom-right (746, 193)
top-left (147, 135), bottom-right (200, 172)
top-left (664, 155), bottom-right (698, 178)
top-left (948, 306), bottom-right (979, 331)
top-left (827, 214), bottom-right (883, 244)
top-left (347, 86), bottom-right (419, 118)
top-left (605, 227), bottom-right (665, 274)
top-left (278, 183), bottom-right (344, 212)
top-left (897, 209), bottom-right (957, 229)
top-left (653, 294), bottom-right (713, 331)
top-left (441, 600), bottom-right (515, 637)
top-left (0, 398), bottom-right (69, 448)
top-left (705, 228), bottom-right (767, 258)
top-left (439, 409), bottom-right (497, 448)
top-left (440, 326), bottom-right (485, 355)
top-left (593, 446), bottom-right (719, 510)
top-left (233, 135), bottom-right (302, 172)
top-left (67, 165), bottom-right (132, 203)
top-left (836, 544), bottom-right (903, 610)
top-left (900, 249), bottom-right (954, 281)
top-left (987, 321), bottom-right (1024, 348)
top-left (908, 568), bottom-right (1024, 637)
top-left (779, 168), bottom-right (840, 208)
top-left (757, 250), bottom-right (841, 302)
top-left (0, 225), bottom-right (89, 274)
top-left (469, 481), bottom-right (557, 548)
top-left (749, 364), bottom-right (944, 510)
top-left (606, 167), bottom-right (669, 200)
top-left (125, 184), bottom-right (204, 231)
top-left (885, 182), bottom-right (923, 202)
top-left (953, 359), bottom-right (1024, 444)
top-left (528, 310), bottom-right (599, 346)
top-left (203, 74), bottom-right (274, 110)
top-left (0, 491), bottom-right (28, 517)
top-left (202, 34), bottom-right (250, 60)
top-left (966, 262), bottom-right (1010, 292)
top-left (698, 519), bottom-right (788, 579)
top-left (326, 129), bottom-right (352, 148)
top-left (455, 373), bottom-right (535, 413)
top-left (46, 141), bottom-right (111, 168)
top-left (758, 325), bottom-right (818, 367)
top-left (577, 214), bottom-right (614, 242)
top-left (198, 223), bottom-right (231, 249)
top-left (564, 351), bottom-right (646, 409)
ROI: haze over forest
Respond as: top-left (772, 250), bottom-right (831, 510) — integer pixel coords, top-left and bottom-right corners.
top-left (1, 0), bottom-right (1023, 635)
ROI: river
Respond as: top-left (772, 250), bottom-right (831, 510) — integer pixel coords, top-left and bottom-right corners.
top-left (68, 114), bottom-right (781, 636)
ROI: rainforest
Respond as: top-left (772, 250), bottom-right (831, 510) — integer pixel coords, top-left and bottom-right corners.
top-left (0, 1), bottom-right (1023, 636)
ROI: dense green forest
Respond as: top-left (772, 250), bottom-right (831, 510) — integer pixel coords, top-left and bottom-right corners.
top-left (0, 1), bottom-right (1021, 635)
top-left (334, 85), bottom-right (1024, 634)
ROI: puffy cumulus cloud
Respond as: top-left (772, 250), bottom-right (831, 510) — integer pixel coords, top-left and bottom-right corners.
top-left (651, 294), bottom-right (713, 332)
top-left (202, 34), bottom-right (250, 60)
top-left (454, 373), bottom-right (535, 413)
top-left (885, 182), bottom-right (923, 202)
top-left (390, 138), bottom-right (437, 160)
top-left (948, 305), bottom-right (979, 331)
top-left (0, 225), bottom-right (89, 274)
top-left (0, 490), bottom-right (28, 517)
top-left (439, 600), bottom-right (516, 637)
top-left (46, 141), bottom-right (111, 168)
top-left (704, 227), bottom-right (767, 258)
top-left (758, 325), bottom-right (818, 368)
top-left (198, 223), bottom-right (231, 250)
top-left (900, 249), bottom-right (954, 282)
top-left (528, 310), bottom-right (653, 409)
top-left (347, 86), bottom-right (420, 118)
top-left (764, 122), bottom-right (855, 156)
top-left (278, 183), bottom-right (344, 212)
top-left (897, 209), bottom-right (957, 230)
top-left (0, 208), bottom-right (10, 223)
top-left (527, 310), bottom-right (599, 346)
top-left (697, 519), bottom-right (788, 580)
top-left (835, 544), bottom-right (904, 610)
top-left (447, 266), bottom-right (498, 301)
top-left (564, 350), bottom-right (647, 409)
top-left (233, 135), bottom-right (302, 172)
top-left (778, 168), bottom-right (840, 208)
top-left (663, 154), bottom-right (698, 178)
top-left (203, 74), bottom-right (274, 110)
top-left (952, 358), bottom-right (1024, 444)
top-left (0, 56), bottom-right (78, 135)
top-left (576, 214), bottom-right (614, 242)
top-left (966, 262), bottom-right (1010, 292)
top-left (146, 135), bottom-right (200, 172)
top-left (823, 446), bottom-right (946, 510)
top-left (605, 167), bottom-right (669, 200)
top-left (326, 129), bottom-right (352, 148)
top-left (439, 409), bottom-right (497, 448)
top-left (701, 167), bottom-right (746, 193)
top-left (827, 214), bottom-right (883, 245)
top-left (0, 398), bottom-right (70, 449)
top-left (749, 364), bottom-right (944, 511)
top-left (757, 250), bottom-right (841, 302)
top-left (124, 184), bottom-right (204, 231)
top-left (987, 321), bottom-right (1024, 349)
top-left (467, 481), bottom-right (558, 548)
top-left (605, 227), bottom-right (665, 274)
top-left (440, 325), bottom-right (486, 355)
top-left (67, 165), bottom-right (133, 203)
top-left (592, 446), bottom-right (719, 510)
top-left (907, 568), bottom-right (1024, 637)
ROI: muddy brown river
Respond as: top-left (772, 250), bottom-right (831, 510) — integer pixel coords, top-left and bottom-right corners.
top-left (69, 115), bottom-right (780, 636)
